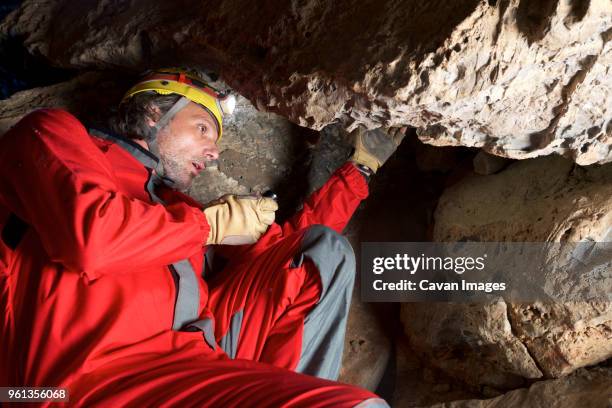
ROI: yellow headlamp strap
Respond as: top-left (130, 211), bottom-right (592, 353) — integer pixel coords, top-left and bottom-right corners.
top-left (123, 72), bottom-right (225, 140)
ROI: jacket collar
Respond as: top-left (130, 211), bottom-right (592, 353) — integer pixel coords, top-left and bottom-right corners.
top-left (88, 128), bottom-right (160, 170)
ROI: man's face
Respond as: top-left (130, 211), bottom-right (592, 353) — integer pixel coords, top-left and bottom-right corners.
top-left (155, 101), bottom-right (220, 190)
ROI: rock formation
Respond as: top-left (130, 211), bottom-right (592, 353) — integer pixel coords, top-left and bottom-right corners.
top-left (2, 0), bottom-right (611, 164)
top-left (426, 366), bottom-right (611, 408)
top-left (402, 155), bottom-right (612, 391)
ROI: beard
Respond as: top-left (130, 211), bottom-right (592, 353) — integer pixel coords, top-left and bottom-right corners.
top-left (159, 153), bottom-right (194, 191)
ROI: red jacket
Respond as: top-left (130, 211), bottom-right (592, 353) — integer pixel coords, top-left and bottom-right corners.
top-left (0, 109), bottom-right (368, 393)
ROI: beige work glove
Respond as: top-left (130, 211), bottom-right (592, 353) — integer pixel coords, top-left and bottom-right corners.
top-left (350, 126), bottom-right (407, 173)
top-left (203, 194), bottom-right (278, 245)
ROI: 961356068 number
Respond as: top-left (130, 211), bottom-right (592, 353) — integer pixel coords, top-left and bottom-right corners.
top-left (1, 387), bottom-right (69, 402)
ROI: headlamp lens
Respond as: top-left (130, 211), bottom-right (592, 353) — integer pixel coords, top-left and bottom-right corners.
top-left (219, 94), bottom-right (237, 116)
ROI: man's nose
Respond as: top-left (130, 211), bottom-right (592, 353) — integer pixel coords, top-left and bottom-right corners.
top-left (203, 144), bottom-right (219, 161)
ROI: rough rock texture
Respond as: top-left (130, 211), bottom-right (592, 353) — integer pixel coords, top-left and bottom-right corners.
top-left (393, 333), bottom-right (479, 407)
top-left (402, 155), bottom-right (612, 390)
top-left (426, 366), bottom-right (612, 408)
top-left (402, 300), bottom-right (544, 391)
top-left (434, 155), bottom-right (612, 243)
top-left (0, 74), bottom-right (392, 391)
top-left (2, 0), bottom-right (611, 164)
top-left (339, 290), bottom-right (391, 391)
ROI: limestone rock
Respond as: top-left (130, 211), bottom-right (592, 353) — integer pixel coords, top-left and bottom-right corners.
top-left (434, 155), bottom-right (612, 243)
top-left (401, 299), bottom-right (543, 391)
top-left (339, 290), bottom-right (392, 391)
top-left (393, 334), bottom-right (480, 407)
top-left (507, 301), bottom-right (612, 378)
top-left (188, 92), bottom-right (309, 209)
top-left (2, 0), bottom-right (610, 164)
top-left (425, 366), bottom-right (612, 408)
top-left (402, 155), bottom-right (612, 389)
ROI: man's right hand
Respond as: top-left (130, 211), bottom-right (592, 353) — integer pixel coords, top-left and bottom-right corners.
top-left (203, 194), bottom-right (278, 245)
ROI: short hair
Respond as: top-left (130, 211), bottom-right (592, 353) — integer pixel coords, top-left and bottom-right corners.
top-left (110, 91), bottom-right (182, 141)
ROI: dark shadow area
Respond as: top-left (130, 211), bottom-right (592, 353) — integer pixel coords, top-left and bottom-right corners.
top-left (0, 0), bottom-right (77, 100)
top-left (374, 340), bottom-right (396, 399)
top-left (0, 34), bottom-right (77, 100)
top-left (516, 0), bottom-right (559, 45)
top-left (358, 129), bottom-right (475, 243)
top-left (492, 0), bottom-right (511, 44)
top-left (567, 0), bottom-right (591, 24)
top-left (0, 0), bottom-right (20, 22)
top-left (270, 124), bottom-right (318, 223)
top-left (354, 130), bottom-right (477, 402)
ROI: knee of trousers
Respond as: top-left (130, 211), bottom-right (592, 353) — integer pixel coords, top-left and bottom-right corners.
top-left (294, 224), bottom-right (356, 297)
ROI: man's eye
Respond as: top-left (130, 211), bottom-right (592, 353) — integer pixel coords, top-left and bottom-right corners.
top-left (198, 124), bottom-right (207, 133)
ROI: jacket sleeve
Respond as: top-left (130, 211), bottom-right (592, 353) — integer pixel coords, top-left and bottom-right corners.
top-left (282, 162), bottom-right (369, 234)
top-left (0, 109), bottom-right (210, 280)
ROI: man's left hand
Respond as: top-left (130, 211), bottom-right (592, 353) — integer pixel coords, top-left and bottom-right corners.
top-left (350, 126), bottom-right (407, 173)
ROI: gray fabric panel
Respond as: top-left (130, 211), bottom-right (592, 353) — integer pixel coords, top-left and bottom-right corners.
top-left (171, 259), bottom-right (201, 331)
top-left (146, 171), bottom-right (167, 204)
top-left (218, 309), bottom-right (244, 359)
top-left (353, 398), bottom-right (390, 408)
top-left (295, 225), bottom-right (356, 380)
top-left (290, 252), bottom-right (304, 268)
top-left (187, 318), bottom-right (217, 350)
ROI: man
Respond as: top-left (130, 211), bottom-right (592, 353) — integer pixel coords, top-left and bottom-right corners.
top-left (0, 68), bottom-right (405, 406)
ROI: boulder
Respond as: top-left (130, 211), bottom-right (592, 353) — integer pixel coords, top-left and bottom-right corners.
top-left (339, 290), bottom-right (392, 391)
top-left (434, 155), bottom-right (612, 243)
top-left (393, 333), bottom-right (480, 407)
top-left (402, 299), bottom-right (543, 391)
top-left (2, 0), bottom-right (611, 164)
top-left (401, 155), bottom-right (612, 390)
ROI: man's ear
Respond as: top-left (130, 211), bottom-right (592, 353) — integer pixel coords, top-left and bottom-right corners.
top-left (145, 103), bottom-right (162, 127)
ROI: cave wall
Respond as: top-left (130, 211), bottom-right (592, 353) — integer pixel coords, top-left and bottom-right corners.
top-left (2, 0), bottom-right (611, 164)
